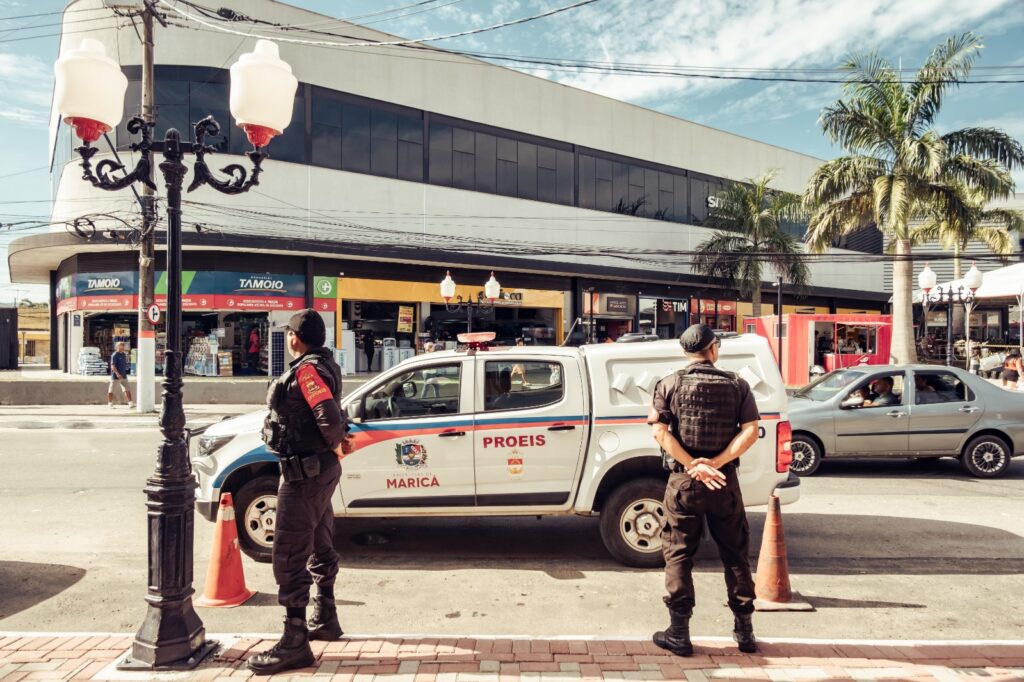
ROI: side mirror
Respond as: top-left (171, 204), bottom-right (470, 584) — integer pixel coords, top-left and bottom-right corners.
top-left (345, 401), bottom-right (364, 423)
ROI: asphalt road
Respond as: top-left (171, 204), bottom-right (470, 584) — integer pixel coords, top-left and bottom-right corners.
top-left (2, 428), bottom-right (1022, 639)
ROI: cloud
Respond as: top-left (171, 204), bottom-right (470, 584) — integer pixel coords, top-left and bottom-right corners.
top-left (0, 52), bottom-right (52, 129)
top-left (521, 0), bottom-right (1018, 105)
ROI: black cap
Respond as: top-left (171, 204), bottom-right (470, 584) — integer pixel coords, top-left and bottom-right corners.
top-left (282, 309), bottom-right (326, 347)
top-left (679, 324), bottom-right (717, 353)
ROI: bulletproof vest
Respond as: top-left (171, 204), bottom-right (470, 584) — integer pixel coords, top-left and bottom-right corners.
top-left (670, 363), bottom-right (742, 457)
top-left (262, 350), bottom-right (342, 457)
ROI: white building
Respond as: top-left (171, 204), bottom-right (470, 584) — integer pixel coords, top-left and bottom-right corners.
top-left (9, 0), bottom-right (889, 375)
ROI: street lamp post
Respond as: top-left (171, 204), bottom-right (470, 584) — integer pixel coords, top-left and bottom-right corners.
top-left (934, 263), bottom-right (983, 367)
top-left (918, 263), bottom-right (937, 348)
top-left (54, 38), bottom-right (297, 670)
top-left (440, 271), bottom-right (502, 334)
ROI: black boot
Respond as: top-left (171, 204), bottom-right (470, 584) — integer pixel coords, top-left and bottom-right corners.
top-left (733, 613), bottom-right (758, 653)
top-left (247, 617), bottom-right (315, 674)
top-left (308, 595), bottom-right (344, 641)
top-left (653, 609), bottom-right (693, 657)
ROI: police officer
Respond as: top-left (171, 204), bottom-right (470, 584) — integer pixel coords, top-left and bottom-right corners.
top-left (249, 310), bottom-right (352, 675)
top-left (647, 324), bottom-right (761, 656)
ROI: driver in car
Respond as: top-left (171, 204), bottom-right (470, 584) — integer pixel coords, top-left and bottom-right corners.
top-left (863, 377), bottom-right (897, 407)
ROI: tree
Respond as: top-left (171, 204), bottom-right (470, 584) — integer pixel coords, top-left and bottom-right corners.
top-left (908, 185), bottom-right (1023, 277)
top-left (803, 33), bottom-right (1024, 364)
top-left (693, 171), bottom-right (809, 318)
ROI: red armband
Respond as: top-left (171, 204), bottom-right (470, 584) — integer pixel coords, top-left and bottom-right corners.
top-left (297, 365), bottom-right (332, 408)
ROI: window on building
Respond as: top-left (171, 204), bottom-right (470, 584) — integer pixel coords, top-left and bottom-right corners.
top-left (341, 104), bottom-right (371, 174)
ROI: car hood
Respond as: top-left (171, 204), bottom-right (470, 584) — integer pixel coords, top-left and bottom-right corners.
top-left (201, 409), bottom-right (265, 437)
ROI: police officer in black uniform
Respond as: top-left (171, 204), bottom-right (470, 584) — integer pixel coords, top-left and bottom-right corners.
top-left (647, 324), bottom-right (761, 656)
top-left (249, 310), bottom-right (352, 675)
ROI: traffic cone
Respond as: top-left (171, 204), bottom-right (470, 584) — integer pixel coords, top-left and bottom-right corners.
top-left (195, 492), bottom-right (257, 608)
top-left (753, 494), bottom-right (813, 611)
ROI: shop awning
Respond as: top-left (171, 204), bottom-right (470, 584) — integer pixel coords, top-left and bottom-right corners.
top-left (933, 262), bottom-right (1024, 301)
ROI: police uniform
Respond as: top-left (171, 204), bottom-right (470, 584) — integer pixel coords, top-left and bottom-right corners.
top-left (648, 324), bottom-right (760, 656)
top-left (249, 310), bottom-right (349, 675)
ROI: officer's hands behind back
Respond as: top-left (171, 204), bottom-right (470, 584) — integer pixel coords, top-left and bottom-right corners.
top-left (687, 459), bottom-right (726, 490)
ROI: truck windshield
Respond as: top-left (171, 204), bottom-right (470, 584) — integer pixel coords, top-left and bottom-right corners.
top-left (793, 369), bottom-right (867, 401)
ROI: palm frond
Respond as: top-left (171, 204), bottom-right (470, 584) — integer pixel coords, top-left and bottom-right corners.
top-left (942, 155), bottom-right (1016, 200)
top-left (802, 155), bottom-right (887, 207)
top-left (942, 128), bottom-right (1024, 170)
top-left (908, 32), bottom-right (982, 129)
top-left (805, 190), bottom-right (874, 252)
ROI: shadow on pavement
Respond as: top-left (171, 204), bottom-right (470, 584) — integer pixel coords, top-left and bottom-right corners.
top-left (0, 561), bottom-right (86, 620)
top-left (332, 511), bottom-right (1024, 576)
top-left (804, 595), bottom-right (926, 609)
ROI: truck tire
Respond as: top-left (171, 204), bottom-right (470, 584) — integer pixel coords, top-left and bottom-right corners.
top-left (599, 478), bottom-right (667, 568)
top-left (233, 475), bottom-right (279, 563)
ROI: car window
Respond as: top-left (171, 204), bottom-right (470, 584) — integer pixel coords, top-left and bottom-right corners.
top-left (795, 369), bottom-right (867, 401)
top-left (363, 363), bottom-right (461, 421)
top-left (842, 372), bottom-right (904, 408)
top-left (913, 371), bottom-right (974, 405)
top-left (484, 360), bottom-right (564, 411)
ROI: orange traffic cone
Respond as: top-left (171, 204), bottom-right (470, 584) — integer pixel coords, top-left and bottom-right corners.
top-left (753, 494), bottom-right (813, 611)
top-left (196, 492), bottom-right (257, 608)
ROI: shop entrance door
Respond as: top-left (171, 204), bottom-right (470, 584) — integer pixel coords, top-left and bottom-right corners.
top-left (340, 359), bottom-right (477, 510)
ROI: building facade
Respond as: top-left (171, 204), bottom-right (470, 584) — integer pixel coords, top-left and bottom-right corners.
top-left (9, 0), bottom-right (889, 376)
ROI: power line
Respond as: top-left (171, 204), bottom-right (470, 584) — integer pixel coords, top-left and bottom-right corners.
top-left (158, 0), bottom-right (601, 48)
top-left (0, 21), bottom-right (127, 44)
top-left (0, 6), bottom-right (109, 21)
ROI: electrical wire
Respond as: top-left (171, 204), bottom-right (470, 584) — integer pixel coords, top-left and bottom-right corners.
top-left (158, 0), bottom-right (601, 48)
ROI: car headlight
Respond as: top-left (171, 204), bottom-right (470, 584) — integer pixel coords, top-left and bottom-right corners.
top-left (197, 434), bottom-right (234, 458)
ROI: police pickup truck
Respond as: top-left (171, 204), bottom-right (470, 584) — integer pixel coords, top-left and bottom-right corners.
top-left (192, 333), bottom-right (798, 567)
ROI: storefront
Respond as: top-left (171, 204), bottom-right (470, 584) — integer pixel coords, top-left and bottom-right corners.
top-left (582, 291), bottom-right (636, 342)
top-left (55, 269), bottom-right (309, 377)
top-left (335, 276), bottom-right (566, 373)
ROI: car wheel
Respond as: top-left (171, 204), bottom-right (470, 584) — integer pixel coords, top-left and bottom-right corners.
top-left (790, 435), bottom-right (822, 476)
top-left (233, 475), bottom-right (279, 562)
top-left (959, 435), bottom-right (1012, 478)
top-left (599, 478), bottom-right (667, 568)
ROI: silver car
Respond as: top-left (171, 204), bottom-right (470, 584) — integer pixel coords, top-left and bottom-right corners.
top-left (787, 365), bottom-right (1024, 478)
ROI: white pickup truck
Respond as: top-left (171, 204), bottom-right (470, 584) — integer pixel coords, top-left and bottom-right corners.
top-left (192, 334), bottom-right (798, 567)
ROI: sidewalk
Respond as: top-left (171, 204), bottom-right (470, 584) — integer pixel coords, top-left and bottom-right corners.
top-left (0, 634), bottom-right (1021, 681)
top-left (0, 404), bottom-right (258, 430)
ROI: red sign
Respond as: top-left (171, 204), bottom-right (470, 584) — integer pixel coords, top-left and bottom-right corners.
top-left (315, 298), bottom-right (337, 313)
top-left (78, 295), bottom-right (135, 311)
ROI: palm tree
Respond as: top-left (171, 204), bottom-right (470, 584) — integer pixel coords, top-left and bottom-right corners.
top-left (693, 171), bottom-right (809, 318)
top-left (909, 185), bottom-right (1023, 277)
top-left (803, 33), bottom-right (1024, 364)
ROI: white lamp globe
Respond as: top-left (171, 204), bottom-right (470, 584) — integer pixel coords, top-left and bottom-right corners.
top-left (229, 40), bottom-right (298, 148)
top-left (54, 39), bottom-right (128, 143)
top-left (964, 262), bottom-right (983, 292)
top-left (484, 272), bottom-right (501, 302)
top-left (440, 271), bottom-right (456, 302)
top-left (917, 263), bottom-right (937, 293)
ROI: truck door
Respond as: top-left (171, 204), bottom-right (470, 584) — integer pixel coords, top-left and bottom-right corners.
top-left (340, 359), bottom-right (476, 510)
top-left (473, 355), bottom-right (588, 508)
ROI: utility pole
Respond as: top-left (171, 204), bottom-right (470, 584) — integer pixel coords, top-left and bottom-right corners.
top-left (136, 3), bottom-right (159, 413)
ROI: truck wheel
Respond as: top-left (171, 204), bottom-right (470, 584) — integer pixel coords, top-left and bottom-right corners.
top-left (599, 478), bottom-right (667, 568)
top-left (233, 475), bottom-right (279, 562)
top-left (790, 435), bottom-right (822, 476)
top-left (959, 435), bottom-right (1011, 478)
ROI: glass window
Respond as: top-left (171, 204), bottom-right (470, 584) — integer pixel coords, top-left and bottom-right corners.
top-left (370, 109), bottom-right (398, 178)
top-left (690, 177), bottom-right (710, 224)
top-left (484, 360), bottom-right (564, 411)
top-left (397, 140), bottom-right (423, 182)
top-left (116, 79), bottom-right (142, 150)
top-left (556, 149), bottom-right (574, 205)
top-left (452, 126), bottom-right (474, 153)
top-left (270, 93), bottom-right (307, 163)
top-left (841, 373), bottom-right (904, 409)
top-left (538, 166), bottom-right (557, 203)
top-left (497, 159), bottom-right (517, 196)
top-left (428, 122), bottom-right (452, 186)
top-left (398, 115), bottom-right (423, 143)
top-left (475, 132), bottom-right (496, 193)
top-left (612, 162), bottom-right (629, 212)
top-left (497, 136), bottom-right (517, 162)
top-left (363, 363), bottom-right (462, 420)
top-left (579, 154), bottom-right (596, 209)
top-left (341, 104), bottom-right (370, 173)
top-left (537, 145), bottom-right (557, 170)
top-left (517, 141), bottom-right (537, 200)
top-left (913, 371), bottom-right (974, 404)
top-left (311, 122), bottom-right (342, 169)
top-left (673, 174), bottom-right (689, 223)
top-left (189, 82), bottom-right (230, 151)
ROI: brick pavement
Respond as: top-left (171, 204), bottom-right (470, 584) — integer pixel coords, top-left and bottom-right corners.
top-left (0, 634), bottom-right (1022, 681)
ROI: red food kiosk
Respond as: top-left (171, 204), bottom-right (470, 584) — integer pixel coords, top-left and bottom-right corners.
top-left (749, 314), bottom-right (892, 386)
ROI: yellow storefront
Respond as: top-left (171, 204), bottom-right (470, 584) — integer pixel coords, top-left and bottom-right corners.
top-left (333, 277), bottom-right (566, 373)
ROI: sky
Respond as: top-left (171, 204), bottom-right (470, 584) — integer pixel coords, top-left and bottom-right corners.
top-left (1, 0), bottom-right (1023, 303)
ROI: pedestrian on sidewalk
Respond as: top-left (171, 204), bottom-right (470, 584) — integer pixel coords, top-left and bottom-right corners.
top-left (107, 342), bottom-right (134, 408)
top-left (250, 309), bottom-right (353, 675)
top-left (647, 324), bottom-right (760, 657)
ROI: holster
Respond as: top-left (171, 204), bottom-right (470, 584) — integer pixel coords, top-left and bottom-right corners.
top-left (279, 454), bottom-right (321, 482)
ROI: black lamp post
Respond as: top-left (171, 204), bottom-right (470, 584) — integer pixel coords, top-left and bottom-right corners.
top-left (55, 38), bottom-right (297, 670)
top-left (440, 271), bottom-right (502, 334)
top-left (932, 263), bottom-right (983, 367)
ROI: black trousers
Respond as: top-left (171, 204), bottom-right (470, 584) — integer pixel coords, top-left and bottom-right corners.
top-left (661, 466), bottom-right (755, 616)
top-left (273, 458), bottom-right (341, 608)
